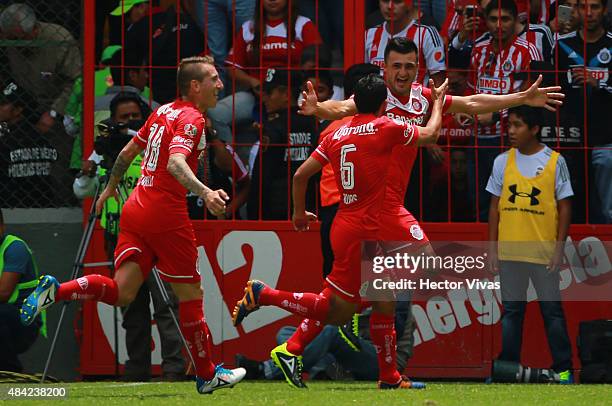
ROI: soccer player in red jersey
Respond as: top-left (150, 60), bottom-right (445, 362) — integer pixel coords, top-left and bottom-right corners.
top-left (295, 37), bottom-right (564, 386)
top-left (301, 38), bottom-right (562, 239)
top-left (300, 35), bottom-right (563, 274)
top-left (232, 73), bottom-right (448, 389)
top-left (20, 56), bottom-right (247, 394)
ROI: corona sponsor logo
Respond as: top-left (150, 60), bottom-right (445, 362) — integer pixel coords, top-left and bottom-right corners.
top-left (333, 123), bottom-right (376, 139)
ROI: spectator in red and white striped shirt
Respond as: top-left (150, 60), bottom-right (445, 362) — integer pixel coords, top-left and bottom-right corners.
top-left (365, 0), bottom-right (447, 86)
top-left (468, 0), bottom-right (543, 220)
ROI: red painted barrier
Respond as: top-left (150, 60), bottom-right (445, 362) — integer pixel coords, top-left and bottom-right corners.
top-left (79, 221), bottom-right (612, 378)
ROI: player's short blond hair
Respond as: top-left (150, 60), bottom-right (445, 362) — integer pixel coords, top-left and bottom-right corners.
top-left (177, 56), bottom-right (215, 96)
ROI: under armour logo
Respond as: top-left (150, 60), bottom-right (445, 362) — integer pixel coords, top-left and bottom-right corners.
top-left (508, 185), bottom-right (541, 206)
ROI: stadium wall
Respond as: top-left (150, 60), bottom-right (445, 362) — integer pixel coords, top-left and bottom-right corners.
top-left (79, 221), bottom-right (612, 378)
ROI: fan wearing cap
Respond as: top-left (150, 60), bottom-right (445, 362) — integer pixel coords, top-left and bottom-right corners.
top-left (0, 3), bottom-right (81, 135)
top-left (110, 0), bottom-right (149, 20)
top-left (247, 68), bottom-right (319, 220)
top-left (0, 81), bottom-right (59, 208)
top-left (107, 0), bottom-right (151, 63)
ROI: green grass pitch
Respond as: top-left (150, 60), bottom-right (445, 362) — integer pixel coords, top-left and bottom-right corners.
top-left (3, 381), bottom-right (612, 405)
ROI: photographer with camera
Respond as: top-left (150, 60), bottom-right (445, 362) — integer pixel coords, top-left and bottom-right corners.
top-left (73, 92), bottom-right (186, 381)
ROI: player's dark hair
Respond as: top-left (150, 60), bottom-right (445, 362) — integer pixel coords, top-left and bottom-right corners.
top-left (343, 63), bottom-right (380, 99)
top-left (177, 56), bottom-right (215, 96)
top-left (484, 0), bottom-right (518, 19)
top-left (109, 91), bottom-right (151, 121)
top-left (0, 208), bottom-right (4, 226)
top-left (508, 105), bottom-right (540, 130)
top-left (353, 73), bottom-right (387, 114)
top-left (109, 52), bottom-right (146, 87)
top-left (384, 37), bottom-right (419, 63)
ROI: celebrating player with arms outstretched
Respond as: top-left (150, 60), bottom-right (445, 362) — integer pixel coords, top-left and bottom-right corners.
top-left (20, 56), bottom-right (246, 394)
top-left (290, 37), bottom-right (565, 388)
top-left (232, 73), bottom-right (447, 389)
top-left (301, 37), bottom-right (563, 253)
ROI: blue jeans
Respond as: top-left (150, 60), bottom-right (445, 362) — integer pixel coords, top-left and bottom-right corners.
top-left (195, 0), bottom-right (256, 92)
top-left (498, 261), bottom-right (573, 372)
top-left (591, 144), bottom-right (612, 224)
top-left (263, 325), bottom-right (380, 381)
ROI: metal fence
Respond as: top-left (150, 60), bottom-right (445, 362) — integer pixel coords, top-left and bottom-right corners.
top-left (0, 0), bottom-right (82, 208)
top-left (2, 0), bottom-right (610, 225)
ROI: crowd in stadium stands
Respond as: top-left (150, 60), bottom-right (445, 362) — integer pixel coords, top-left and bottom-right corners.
top-left (0, 0), bottom-right (610, 225)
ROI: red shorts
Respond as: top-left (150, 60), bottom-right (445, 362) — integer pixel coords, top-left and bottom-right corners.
top-left (114, 226), bottom-right (200, 284)
top-left (377, 207), bottom-right (429, 251)
top-left (326, 215), bottom-right (371, 303)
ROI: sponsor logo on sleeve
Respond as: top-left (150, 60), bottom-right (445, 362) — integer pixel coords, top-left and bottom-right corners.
top-left (184, 123), bottom-right (198, 137)
top-left (404, 125), bottom-right (415, 139)
top-left (172, 136), bottom-right (194, 149)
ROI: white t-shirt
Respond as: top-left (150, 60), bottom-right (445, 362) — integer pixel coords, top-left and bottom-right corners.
top-left (486, 145), bottom-right (574, 200)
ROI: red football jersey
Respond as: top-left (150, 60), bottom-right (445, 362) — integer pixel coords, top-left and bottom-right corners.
top-left (318, 116), bottom-right (353, 207)
top-left (125, 100), bottom-right (206, 232)
top-left (437, 114), bottom-right (474, 146)
top-left (311, 114), bottom-right (419, 229)
top-left (382, 85), bottom-right (453, 210)
top-left (227, 16), bottom-right (321, 79)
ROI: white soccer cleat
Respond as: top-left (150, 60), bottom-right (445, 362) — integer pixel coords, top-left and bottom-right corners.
top-left (196, 364), bottom-right (247, 394)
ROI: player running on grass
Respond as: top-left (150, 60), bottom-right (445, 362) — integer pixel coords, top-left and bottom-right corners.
top-left (232, 72), bottom-right (447, 389)
top-left (20, 56), bottom-right (246, 394)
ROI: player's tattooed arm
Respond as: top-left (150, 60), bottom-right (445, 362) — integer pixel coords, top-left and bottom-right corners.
top-left (167, 153), bottom-right (208, 195)
top-left (95, 139), bottom-right (143, 214)
top-left (167, 153), bottom-right (228, 215)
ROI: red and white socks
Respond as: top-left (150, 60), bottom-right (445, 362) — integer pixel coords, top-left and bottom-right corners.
top-left (370, 312), bottom-right (401, 384)
top-left (179, 299), bottom-right (216, 380)
top-left (286, 318), bottom-right (325, 355)
top-left (259, 287), bottom-right (331, 321)
top-left (56, 274), bottom-right (118, 304)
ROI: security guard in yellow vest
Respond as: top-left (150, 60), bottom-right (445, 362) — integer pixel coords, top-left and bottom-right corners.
top-left (487, 106), bottom-right (574, 383)
top-left (73, 92), bottom-right (185, 381)
top-left (0, 209), bottom-right (46, 372)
